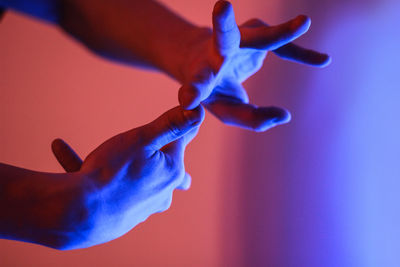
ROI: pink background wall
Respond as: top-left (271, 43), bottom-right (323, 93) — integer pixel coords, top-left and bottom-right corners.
top-left (1, 0), bottom-right (399, 266)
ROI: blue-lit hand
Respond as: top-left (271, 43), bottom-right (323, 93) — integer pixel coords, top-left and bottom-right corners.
top-left (179, 0), bottom-right (330, 131)
top-left (51, 106), bottom-right (204, 249)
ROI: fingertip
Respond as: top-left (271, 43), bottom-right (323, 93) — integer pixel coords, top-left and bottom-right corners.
top-left (309, 53), bottom-right (332, 68)
top-left (297, 15), bottom-right (311, 25)
top-left (182, 105), bottom-right (205, 127)
top-left (145, 105), bottom-right (205, 150)
top-left (272, 108), bottom-right (291, 125)
top-left (50, 137), bottom-right (82, 172)
top-left (51, 138), bottom-right (65, 152)
top-left (179, 85), bottom-right (201, 110)
top-left (212, 0), bottom-right (235, 32)
top-left (52, 138), bottom-right (64, 145)
top-left (213, 0), bottom-right (232, 17)
top-left (252, 107), bottom-right (291, 132)
top-left (291, 15), bottom-right (311, 35)
top-left (318, 54), bottom-right (332, 68)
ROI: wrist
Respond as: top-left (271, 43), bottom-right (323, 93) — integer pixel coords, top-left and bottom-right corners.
top-left (0, 165), bottom-right (91, 249)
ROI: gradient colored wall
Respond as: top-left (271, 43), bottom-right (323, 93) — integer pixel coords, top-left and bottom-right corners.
top-left (1, 0), bottom-right (399, 266)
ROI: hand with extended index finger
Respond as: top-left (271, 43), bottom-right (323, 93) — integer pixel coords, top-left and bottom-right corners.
top-left (178, 0), bottom-right (330, 132)
top-left (50, 106), bottom-right (204, 249)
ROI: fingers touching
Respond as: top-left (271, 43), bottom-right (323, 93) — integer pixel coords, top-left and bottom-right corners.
top-left (178, 70), bottom-right (216, 110)
top-left (141, 106), bottom-right (203, 191)
top-left (141, 105), bottom-right (205, 152)
top-left (52, 106), bottom-right (205, 165)
top-left (51, 107), bottom-right (202, 193)
top-left (180, 1), bottom-right (330, 114)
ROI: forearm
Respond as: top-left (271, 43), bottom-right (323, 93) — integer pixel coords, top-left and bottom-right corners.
top-left (0, 0), bottom-right (61, 23)
top-left (1, 0), bottom-right (205, 81)
top-left (0, 163), bottom-right (87, 249)
top-left (59, 0), bottom-right (204, 82)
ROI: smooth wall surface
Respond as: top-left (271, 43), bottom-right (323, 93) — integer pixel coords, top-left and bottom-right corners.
top-left (1, 0), bottom-right (399, 266)
top-left (226, 0), bottom-right (400, 266)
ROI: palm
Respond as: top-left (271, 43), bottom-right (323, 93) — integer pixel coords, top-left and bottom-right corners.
top-left (213, 47), bottom-right (267, 98)
top-left (179, 1), bottom-right (330, 132)
top-left (227, 48), bottom-right (267, 83)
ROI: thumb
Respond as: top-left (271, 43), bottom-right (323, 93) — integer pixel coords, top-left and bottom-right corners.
top-left (51, 138), bottom-right (83, 172)
top-left (142, 105), bottom-right (205, 151)
top-left (161, 123), bottom-right (201, 159)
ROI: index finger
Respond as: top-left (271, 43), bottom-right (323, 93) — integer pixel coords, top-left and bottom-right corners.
top-left (273, 43), bottom-right (331, 67)
top-left (139, 106), bottom-right (205, 151)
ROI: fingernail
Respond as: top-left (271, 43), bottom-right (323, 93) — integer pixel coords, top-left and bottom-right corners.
top-left (183, 106), bottom-right (205, 126)
top-left (180, 90), bottom-right (196, 109)
top-left (183, 109), bottom-right (200, 124)
top-left (291, 15), bottom-right (311, 32)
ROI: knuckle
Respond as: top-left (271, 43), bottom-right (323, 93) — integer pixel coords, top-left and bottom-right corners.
top-left (170, 161), bottom-right (185, 181)
top-left (190, 68), bottom-right (218, 99)
top-left (137, 126), bottom-right (153, 146)
top-left (166, 113), bottom-right (185, 138)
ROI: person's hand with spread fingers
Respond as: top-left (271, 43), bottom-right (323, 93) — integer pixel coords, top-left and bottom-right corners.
top-left (0, 0), bottom-right (331, 249)
top-left (178, 1), bottom-right (330, 131)
top-left (2, 0), bottom-right (330, 130)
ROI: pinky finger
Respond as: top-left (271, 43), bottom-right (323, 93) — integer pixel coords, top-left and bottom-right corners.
top-left (273, 43), bottom-right (331, 67)
top-left (204, 96), bottom-right (291, 132)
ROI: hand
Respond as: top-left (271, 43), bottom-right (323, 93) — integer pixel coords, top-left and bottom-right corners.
top-left (51, 106), bottom-right (204, 249)
top-left (178, 0), bottom-right (331, 131)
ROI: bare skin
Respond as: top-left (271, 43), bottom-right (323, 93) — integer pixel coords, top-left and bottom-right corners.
top-left (0, 106), bottom-right (204, 249)
top-left (0, 0), bottom-right (330, 249)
